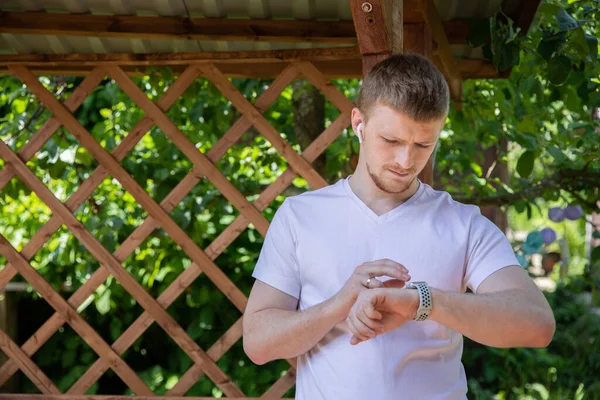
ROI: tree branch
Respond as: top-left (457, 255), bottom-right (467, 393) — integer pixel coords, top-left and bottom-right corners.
top-left (452, 167), bottom-right (600, 210)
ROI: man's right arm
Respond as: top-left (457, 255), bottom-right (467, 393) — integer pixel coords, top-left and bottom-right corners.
top-left (242, 280), bottom-right (345, 365)
top-left (243, 260), bottom-right (411, 365)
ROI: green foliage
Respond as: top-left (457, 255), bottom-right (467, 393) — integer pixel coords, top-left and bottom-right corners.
top-left (464, 273), bottom-right (600, 399)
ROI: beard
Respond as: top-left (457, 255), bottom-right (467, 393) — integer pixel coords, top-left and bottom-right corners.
top-left (367, 162), bottom-right (415, 194)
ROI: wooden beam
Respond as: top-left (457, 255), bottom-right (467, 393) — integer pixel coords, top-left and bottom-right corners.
top-left (0, 11), bottom-right (357, 44)
top-left (0, 58), bottom-right (499, 80)
top-left (0, 12), bottom-right (535, 46)
top-left (349, 0), bottom-right (403, 74)
top-left (406, 0), bottom-right (463, 102)
top-left (349, 0), bottom-right (391, 55)
top-left (0, 46), bottom-right (361, 66)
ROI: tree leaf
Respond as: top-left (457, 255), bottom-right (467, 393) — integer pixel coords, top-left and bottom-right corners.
top-left (547, 55), bottom-right (572, 85)
top-left (555, 8), bottom-right (585, 32)
top-left (585, 33), bottom-right (598, 63)
top-left (95, 288), bottom-right (111, 315)
top-left (547, 146), bottom-right (567, 163)
top-left (537, 32), bottom-right (566, 61)
top-left (517, 151), bottom-right (535, 178)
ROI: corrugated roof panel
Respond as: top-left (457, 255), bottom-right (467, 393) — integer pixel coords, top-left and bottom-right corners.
top-left (0, 0), bottom-right (533, 62)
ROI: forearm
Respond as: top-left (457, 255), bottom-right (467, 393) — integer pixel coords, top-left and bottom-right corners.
top-left (243, 297), bottom-right (344, 365)
top-left (428, 287), bottom-right (555, 348)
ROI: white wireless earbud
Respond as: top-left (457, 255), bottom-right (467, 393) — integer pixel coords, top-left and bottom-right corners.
top-left (355, 122), bottom-right (364, 144)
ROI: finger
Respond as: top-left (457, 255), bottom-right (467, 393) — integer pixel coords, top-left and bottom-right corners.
top-left (350, 335), bottom-right (365, 345)
top-left (351, 312), bottom-right (378, 339)
top-left (347, 315), bottom-right (374, 342)
top-left (383, 279), bottom-right (406, 289)
top-left (363, 276), bottom-right (383, 289)
top-left (347, 318), bottom-right (371, 342)
top-left (362, 259), bottom-right (410, 275)
top-left (360, 265), bottom-right (410, 281)
top-left (363, 301), bottom-right (383, 320)
top-left (357, 306), bottom-right (384, 333)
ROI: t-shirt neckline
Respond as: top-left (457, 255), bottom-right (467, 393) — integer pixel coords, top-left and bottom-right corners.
top-left (341, 175), bottom-right (426, 223)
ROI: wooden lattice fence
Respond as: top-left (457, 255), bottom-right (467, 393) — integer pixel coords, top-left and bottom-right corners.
top-left (0, 60), bottom-right (353, 398)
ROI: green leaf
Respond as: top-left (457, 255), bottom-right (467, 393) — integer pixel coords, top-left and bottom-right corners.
top-left (567, 28), bottom-right (589, 60)
top-left (12, 98), bottom-right (27, 114)
top-left (517, 151), bottom-right (535, 178)
top-left (585, 33), bottom-right (598, 63)
top-left (95, 288), bottom-right (111, 315)
top-left (547, 55), bottom-right (572, 85)
top-left (516, 115), bottom-right (537, 134)
top-left (514, 200), bottom-right (527, 214)
top-left (547, 146), bottom-right (567, 163)
top-left (591, 246), bottom-right (600, 262)
top-left (537, 32), bottom-right (566, 61)
top-left (555, 8), bottom-right (585, 32)
top-left (468, 18), bottom-right (491, 48)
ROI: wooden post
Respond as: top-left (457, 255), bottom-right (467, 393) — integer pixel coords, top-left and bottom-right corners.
top-left (403, 23), bottom-right (434, 185)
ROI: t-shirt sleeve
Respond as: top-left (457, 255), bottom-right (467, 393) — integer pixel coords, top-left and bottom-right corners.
top-left (252, 199), bottom-right (301, 299)
top-left (463, 210), bottom-right (520, 293)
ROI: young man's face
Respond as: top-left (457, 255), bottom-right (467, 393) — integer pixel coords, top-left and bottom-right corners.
top-left (353, 104), bottom-right (446, 194)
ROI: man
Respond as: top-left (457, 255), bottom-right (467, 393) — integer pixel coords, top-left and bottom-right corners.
top-left (243, 54), bottom-right (555, 399)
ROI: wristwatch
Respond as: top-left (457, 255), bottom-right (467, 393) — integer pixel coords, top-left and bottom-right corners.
top-left (405, 281), bottom-right (432, 321)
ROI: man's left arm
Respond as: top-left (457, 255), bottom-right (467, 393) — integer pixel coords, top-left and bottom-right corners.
top-left (347, 265), bottom-right (556, 347)
top-left (427, 265), bottom-right (556, 348)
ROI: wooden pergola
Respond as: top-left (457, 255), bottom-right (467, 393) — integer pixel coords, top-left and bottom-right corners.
top-left (0, 0), bottom-right (540, 398)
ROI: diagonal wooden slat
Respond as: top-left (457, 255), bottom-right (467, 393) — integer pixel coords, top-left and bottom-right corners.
top-left (0, 329), bottom-right (60, 394)
top-left (0, 233), bottom-right (153, 396)
top-left (67, 64), bottom-right (300, 395)
top-left (197, 63), bottom-right (329, 190)
top-left (164, 113), bottom-right (350, 396)
top-left (294, 61), bottom-right (355, 115)
top-left (0, 136), bottom-right (243, 396)
top-left (166, 318), bottom-right (244, 396)
top-left (0, 67), bottom-right (106, 191)
top-left (260, 369), bottom-right (297, 399)
top-left (0, 64), bottom-right (298, 390)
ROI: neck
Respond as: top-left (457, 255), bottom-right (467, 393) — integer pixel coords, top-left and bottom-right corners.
top-left (348, 164), bottom-right (421, 216)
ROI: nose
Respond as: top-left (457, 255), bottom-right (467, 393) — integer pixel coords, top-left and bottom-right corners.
top-left (394, 144), bottom-right (414, 170)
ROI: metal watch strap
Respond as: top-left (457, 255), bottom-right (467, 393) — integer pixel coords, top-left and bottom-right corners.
top-left (406, 281), bottom-right (432, 321)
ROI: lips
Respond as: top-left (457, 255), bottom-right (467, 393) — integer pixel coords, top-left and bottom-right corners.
top-left (389, 169), bottom-right (411, 177)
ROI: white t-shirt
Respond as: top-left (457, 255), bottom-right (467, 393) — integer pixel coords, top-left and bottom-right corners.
top-left (252, 177), bottom-right (519, 400)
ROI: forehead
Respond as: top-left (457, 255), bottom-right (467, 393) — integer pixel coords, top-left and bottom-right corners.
top-left (366, 104), bottom-right (445, 138)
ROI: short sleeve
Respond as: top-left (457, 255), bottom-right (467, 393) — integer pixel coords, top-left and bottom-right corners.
top-left (252, 199), bottom-right (301, 299)
top-left (463, 210), bottom-right (520, 293)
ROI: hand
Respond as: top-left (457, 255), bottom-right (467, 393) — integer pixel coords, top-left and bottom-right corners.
top-left (331, 259), bottom-right (410, 322)
top-left (346, 288), bottom-right (419, 345)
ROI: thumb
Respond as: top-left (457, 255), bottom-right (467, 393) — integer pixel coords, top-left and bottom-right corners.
top-left (383, 279), bottom-right (406, 289)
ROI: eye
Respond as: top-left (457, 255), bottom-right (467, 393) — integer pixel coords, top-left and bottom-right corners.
top-left (416, 144), bottom-right (430, 149)
top-left (382, 137), bottom-right (396, 144)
